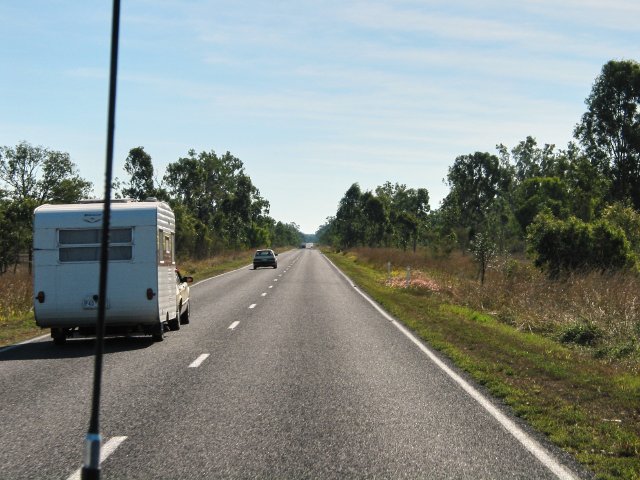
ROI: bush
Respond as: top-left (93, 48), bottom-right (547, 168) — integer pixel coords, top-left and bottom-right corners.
top-left (559, 321), bottom-right (602, 346)
top-left (527, 212), bottom-right (636, 277)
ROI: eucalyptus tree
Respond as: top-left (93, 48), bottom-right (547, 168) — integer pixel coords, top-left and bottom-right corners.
top-left (335, 183), bottom-right (365, 248)
top-left (0, 141), bottom-right (92, 270)
top-left (575, 59), bottom-right (640, 207)
top-left (443, 151), bottom-right (511, 236)
top-left (121, 146), bottom-right (167, 200)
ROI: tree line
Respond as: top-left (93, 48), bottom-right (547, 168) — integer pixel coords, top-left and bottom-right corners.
top-left (0, 143), bottom-right (303, 270)
top-left (318, 59), bottom-right (640, 278)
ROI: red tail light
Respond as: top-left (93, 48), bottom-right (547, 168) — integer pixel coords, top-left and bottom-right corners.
top-left (36, 291), bottom-right (45, 303)
top-left (146, 288), bottom-right (155, 300)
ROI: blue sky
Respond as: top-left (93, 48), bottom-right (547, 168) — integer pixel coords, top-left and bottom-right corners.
top-left (1, 1), bottom-right (638, 233)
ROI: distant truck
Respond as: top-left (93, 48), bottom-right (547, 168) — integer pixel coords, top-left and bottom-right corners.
top-left (32, 199), bottom-right (192, 344)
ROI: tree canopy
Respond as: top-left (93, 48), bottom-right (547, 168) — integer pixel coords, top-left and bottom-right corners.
top-left (318, 58), bottom-right (640, 277)
top-left (0, 141), bottom-right (92, 271)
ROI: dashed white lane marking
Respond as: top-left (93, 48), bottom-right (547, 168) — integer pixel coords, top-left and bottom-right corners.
top-left (274, 279), bottom-right (278, 282)
top-left (67, 436), bottom-right (127, 480)
top-left (249, 304), bottom-right (257, 309)
top-left (268, 286), bottom-right (273, 289)
top-left (278, 274), bottom-right (282, 277)
top-left (189, 354), bottom-right (210, 368)
top-left (323, 255), bottom-right (579, 480)
top-left (261, 293), bottom-right (267, 297)
top-left (228, 321), bottom-right (240, 330)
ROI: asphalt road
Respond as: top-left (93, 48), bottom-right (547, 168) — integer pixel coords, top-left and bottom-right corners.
top-left (0, 248), bottom-right (585, 479)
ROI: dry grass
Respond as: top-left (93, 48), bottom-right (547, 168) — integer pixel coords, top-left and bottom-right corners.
top-left (0, 266), bottom-right (39, 346)
top-left (0, 266), bottom-right (33, 321)
top-left (177, 249), bottom-right (255, 281)
top-left (350, 247), bottom-right (640, 367)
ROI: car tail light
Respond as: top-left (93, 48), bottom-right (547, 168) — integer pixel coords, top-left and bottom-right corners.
top-left (36, 291), bottom-right (45, 303)
top-left (146, 288), bottom-right (155, 300)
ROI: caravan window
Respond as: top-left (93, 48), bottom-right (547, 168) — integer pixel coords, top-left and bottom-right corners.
top-left (58, 228), bottom-right (133, 262)
top-left (158, 229), bottom-right (173, 264)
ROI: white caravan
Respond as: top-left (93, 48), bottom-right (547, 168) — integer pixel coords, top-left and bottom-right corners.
top-left (33, 199), bottom-right (191, 344)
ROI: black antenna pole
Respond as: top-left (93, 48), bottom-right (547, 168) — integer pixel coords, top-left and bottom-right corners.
top-left (82, 0), bottom-right (120, 479)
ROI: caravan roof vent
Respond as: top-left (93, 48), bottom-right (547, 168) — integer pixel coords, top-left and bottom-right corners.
top-left (144, 197), bottom-right (158, 202)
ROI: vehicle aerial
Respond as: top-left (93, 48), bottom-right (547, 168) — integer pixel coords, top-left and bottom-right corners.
top-left (32, 198), bottom-right (192, 344)
top-left (253, 249), bottom-right (278, 269)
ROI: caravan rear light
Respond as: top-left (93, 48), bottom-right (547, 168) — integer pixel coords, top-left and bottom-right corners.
top-left (146, 288), bottom-right (156, 300)
top-left (36, 291), bottom-right (45, 303)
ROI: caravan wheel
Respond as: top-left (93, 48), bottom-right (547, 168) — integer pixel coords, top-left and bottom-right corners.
top-left (51, 328), bottom-right (68, 345)
top-left (152, 318), bottom-right (164, 342)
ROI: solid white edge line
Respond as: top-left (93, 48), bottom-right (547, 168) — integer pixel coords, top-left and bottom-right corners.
top-left (0, 333), bottom-right (50, 354)
top-left (189, 353), bottom-right (210, 368)
top-left (228, 321), bottom-right (240, 330)
top-left (191, 263), bottom-right (252, 288)
top-left (67, 436), bottom-right (127, 480)
top-left (323, 254), bottom-right (579, 480)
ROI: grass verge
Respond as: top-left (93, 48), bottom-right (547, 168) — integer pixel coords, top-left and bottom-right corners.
top-left (0, 313), bottom-right (41, 347)
top-left (326, 250), bottom-right (640, 480)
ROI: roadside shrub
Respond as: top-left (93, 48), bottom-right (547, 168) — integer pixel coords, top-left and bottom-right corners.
top-left (559, 321), bottom-right (602, 346)
top-left (527, 212), bottom-right (636, 277)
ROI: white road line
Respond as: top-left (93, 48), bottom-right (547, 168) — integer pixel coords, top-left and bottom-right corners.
top-left (67, 436), bottom-right (127, 480)
top-left (0, 333), bottom-right (50, 354)
top-left (268, 285), bottom-right (273, 289)
top-left (189, 353), bottom-right (210, 368)
top-left (261, 293), bottom-right (267, 297)
top-left (274, 279), bottom-right (278, 282)
top-left (191, 263), bottom-right (252, 287)
top-left (323, 255), bottom-right (579, 480)
top-left (228, 321), bottom-right (240, 330)
top-left (249, 304), bottom-right (257, 309)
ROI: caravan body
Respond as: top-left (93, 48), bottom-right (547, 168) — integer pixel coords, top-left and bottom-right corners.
top-left (33, 200), bottom-right (178, 340)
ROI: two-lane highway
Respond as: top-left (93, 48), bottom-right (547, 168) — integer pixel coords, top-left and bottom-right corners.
top-left (0, 248), bottom-right (583, 479)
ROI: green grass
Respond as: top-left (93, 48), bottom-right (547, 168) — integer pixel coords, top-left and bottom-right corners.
top-left (0, 312), bottom-right (41, 347)
top-left (326, 250), bottom-right (640, 480)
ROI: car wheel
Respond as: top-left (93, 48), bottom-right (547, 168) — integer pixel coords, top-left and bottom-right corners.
top-left (180, 302), bottom-right (190, 325)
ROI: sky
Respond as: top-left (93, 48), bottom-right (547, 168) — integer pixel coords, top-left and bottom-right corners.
top-left (1, 1), bottom-right (638, 234)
